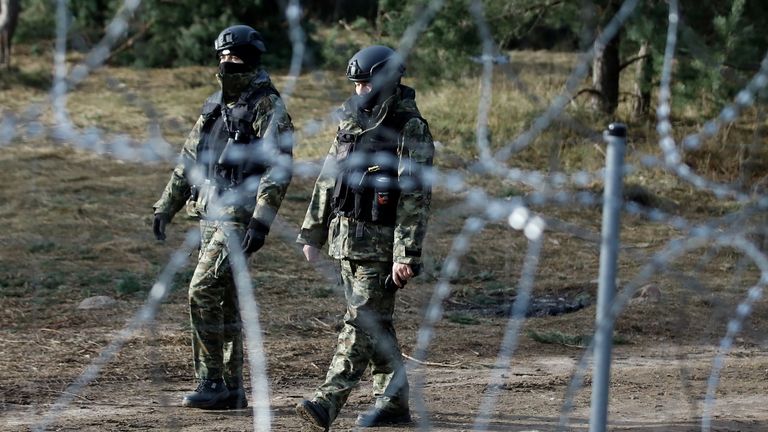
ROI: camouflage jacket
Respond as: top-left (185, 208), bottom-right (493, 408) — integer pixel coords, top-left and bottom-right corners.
top-left (297, 85), bottom-right (434, 264)
top-left (153, 69), bottom-right (294, 228)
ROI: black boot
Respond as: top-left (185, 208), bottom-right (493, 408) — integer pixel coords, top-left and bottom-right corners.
top-left (223, 383), bottom-right (248, 409)
top-left (182, 379), bottom-right (230, 409)
top-left (355, 407), bottom-right (412, 427)
top-left (295, 399), bottom-right (330, 432)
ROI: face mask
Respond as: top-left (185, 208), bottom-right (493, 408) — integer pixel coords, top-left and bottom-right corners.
top-left (217, 63), bottom-right (255, 97)
top-left (219, 62), bottom-right (252, 75)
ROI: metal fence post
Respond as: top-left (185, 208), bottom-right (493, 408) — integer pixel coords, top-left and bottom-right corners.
top-left (589, 122), bottom-right (627, 432)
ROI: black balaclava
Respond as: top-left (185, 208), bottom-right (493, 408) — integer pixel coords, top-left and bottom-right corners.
top-left (355, 79), bottom-right (398, 112)
top-left (218, 45), bottom-right (262, 98)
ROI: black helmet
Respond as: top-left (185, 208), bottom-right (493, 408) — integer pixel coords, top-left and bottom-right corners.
top-left (346, 45), bottom-right (405, 83)
top-left (215, 25), bottom-right (266, 66)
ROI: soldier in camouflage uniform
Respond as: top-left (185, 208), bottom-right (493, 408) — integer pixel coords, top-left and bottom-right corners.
top-left (295, 45), bottom-right (434, 430)
top-left (151, 25), bottom-right (293, 410)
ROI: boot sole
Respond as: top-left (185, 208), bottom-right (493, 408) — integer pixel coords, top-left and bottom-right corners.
top-left (223, 397), bottom-right (248, 409)
top-left (181, 394), bottom-right (231, 410)
top-left (295, 403), bottom-right (329, 432)
top-left (355, 414), bottom-right (413, 427)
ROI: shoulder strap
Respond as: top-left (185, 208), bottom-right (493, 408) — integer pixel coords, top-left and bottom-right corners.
top-left (242, 84), bottom-right (280, 110)
top-left (387, 110), bottom-right (425, 133)
top-left (200, 91), bottom-right (223, 118)
top-left (199, 85), bottom-right (279, 119)
top-left (389, 84), bottom-right (427, 130)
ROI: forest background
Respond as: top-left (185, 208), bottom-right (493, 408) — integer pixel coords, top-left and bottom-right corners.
top-left (3, 0), bottom-right (768, 431)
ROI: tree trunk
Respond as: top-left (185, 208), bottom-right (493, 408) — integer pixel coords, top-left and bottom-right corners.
top-left (591, 29), bottom-right (621, 114)
top-left (632, 41), bottom-right (653, 120)
top-left (0, 0), bottom-right (20, 68)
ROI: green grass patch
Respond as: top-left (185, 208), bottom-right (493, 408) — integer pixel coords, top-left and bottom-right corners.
top-left (116, 274), bottom-right (145, 295)
top-left (527, 330), bottom-right (591, 347)
top-left (310, 286), bottom-right (335, 299)
top-left (446, 312), bottom-right (481, 325)
top-left (173, 269), bottom-right (195, 292)
top-left (527, 330), bottom-right (629, 347)
top-left (28, 240), bottom-right (57, 254)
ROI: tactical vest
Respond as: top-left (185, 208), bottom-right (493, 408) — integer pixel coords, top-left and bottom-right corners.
top-left (332, 108), bottom-right (423, 226)
top-left (196, 84), bottom-right (279, 188)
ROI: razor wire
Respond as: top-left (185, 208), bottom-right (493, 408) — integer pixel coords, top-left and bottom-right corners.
top-left (557, 230), bottom-right (768, 431)
top-left (225, 227), bottom-right (274, 430)
top-left (491, 0), bottom-right (641, 165)
top-left (2, 0), bottom-right (768, 430)
top-left (32, 229), bottom-right (200, 431)
top-left (472, 228), bottom-right (545, 432)
top-left (279, 0), bottom-right (307, 101)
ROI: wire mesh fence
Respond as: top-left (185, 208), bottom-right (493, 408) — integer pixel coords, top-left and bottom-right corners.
top-left (1, 0), bottom-right (768, 431)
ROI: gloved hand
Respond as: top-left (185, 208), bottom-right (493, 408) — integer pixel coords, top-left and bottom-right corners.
top-left (153, 213), bottom-right (170, 241)
top-left (241, 219), bottom-right (269, 254)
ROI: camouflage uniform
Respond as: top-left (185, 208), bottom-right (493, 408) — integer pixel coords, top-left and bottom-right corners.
top-left (154, 69), bottom-right (293, 383)
top-left (297, 84), bottom-right (434, 422)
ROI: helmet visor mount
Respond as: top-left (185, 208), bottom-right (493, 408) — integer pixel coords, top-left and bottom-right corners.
top-left (214, 25), bottom-right (267, 61)
top-left (346, 59), bottom-right (370, 82)
top-left (219, 32), bottom-right (235, 48)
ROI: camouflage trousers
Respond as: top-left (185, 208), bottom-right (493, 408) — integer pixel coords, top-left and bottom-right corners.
top-left (188, 220), bottom-right (246, 383)
top-left (313, 259), bottom-right (409, 421)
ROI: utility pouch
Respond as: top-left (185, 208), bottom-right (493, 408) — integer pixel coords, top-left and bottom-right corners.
top-left (370, 173), bottom-right (397, 224)
top-left (226, 105), bottom-right (257, 142)
top-left (217, 138), bottom-right (239, 167)
top-left (336, 130), bottom-right (356, 161)
top-left (184, 184), bottom-right (201, 218)
top-left (352, 167), bottom-right (367, 209)
top-left (190, 179), bottom-right (218, 217)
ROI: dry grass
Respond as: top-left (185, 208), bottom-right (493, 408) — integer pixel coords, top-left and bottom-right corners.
top-left (3, 49), bottom-right (768, 432)
top-left (1, 46), bottom-right (766, 342)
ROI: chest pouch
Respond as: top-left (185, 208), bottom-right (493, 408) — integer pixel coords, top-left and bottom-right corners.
top-left (196, 86), bottom-right (279, 188)
top-left (331, 128), bottom-right (399, 226)
top-left (332, 129), bottom-right (358, 214)
top-left (216, 104), bottom-right (268, 185)
top-left (369, 170), bottom-right (399, 225)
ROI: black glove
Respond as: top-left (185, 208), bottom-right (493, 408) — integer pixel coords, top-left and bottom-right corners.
top-left (153, 213), bottom-right (170, 241)
top-left (241, 219), bottom-right (269, 254)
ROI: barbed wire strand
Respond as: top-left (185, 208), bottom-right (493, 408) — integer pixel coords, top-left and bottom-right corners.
top-left (472, 223), bottom-right (545, 431)
top-left (225, 229), bottom-right (274, 431)
top-left (4, 0), bottom-right (768, 430)
top-left (279, 0), bottom-right (306, 101)
top-left (651, 0), bottom-right (768, 202)
top-left (701, 235), bottom-right (768, 432)
top-left (32, 230), bottom-right (200, 431)
top-left (410, 215), bottom-right (487, 431)
top-left (557, 226), bottom-right (768, 430)
top-left (492, 0), bottom-right (641, 165)
top-left (468, 0), bottom-right (497, 165)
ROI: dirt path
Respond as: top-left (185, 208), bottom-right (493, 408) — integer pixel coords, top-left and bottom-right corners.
top-left (2, 147), bottom-right (768, 432)
top-left (3, 305), bottom-right (767, 432)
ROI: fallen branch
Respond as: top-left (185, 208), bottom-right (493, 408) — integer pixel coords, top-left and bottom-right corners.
top-left (312, 317), bottom-right (331, 328)
top-left (402, 353), bottom-right (462, 368)
top-left (104, 20), bottom-right (153, 64)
